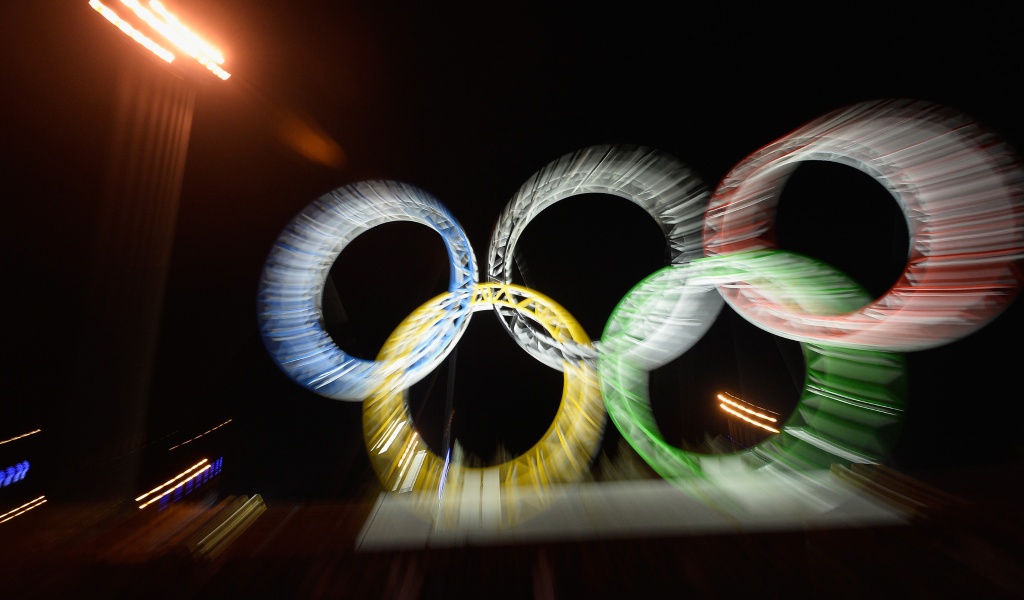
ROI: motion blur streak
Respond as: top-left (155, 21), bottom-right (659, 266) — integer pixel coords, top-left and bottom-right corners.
top-left (363, 283), bottom-right (605, 527)
top-left (2, 461), bottom-right (31, 488)
top-left (718, 394), bottom-right (778, 423)
top-left (258, 181), bottom-right (476, 401)
top-left (89, 0), bottom-right (174, 63)
top-left (830, 463), bottom-right (969, 520)
top-left (138, 463), bottom-right (214, 509)
top-left (600, 251), bottom-right (908, 480)
top-left (705, 99), bottom-right (1024, 351)
top-left (274, 110), bottom-right (347, 169)
top-left (189, 494), bottom-right (266, 560)
top-left (488, 144), bottom-right (710, 366)
top-left (719, 405), bottom-right (781, 433)
top-left (146, 0), bottom-right (230, 79)
top-left (148, 1), bottom-right (223, 61)
top-left (356, 471), bottom-right (909, 550)
top-left (226, 80), bottom-right (349, 169)
top-left (88, 0), bottom-right (231, 79)
top-left (0, 429), bottom-right (41, 445)
top-left (135, 458), bottom-right (209, 504)
top-left (168, 419), bottom-right (232, 451)
top-left (0, 496), bottom-right (47, 525)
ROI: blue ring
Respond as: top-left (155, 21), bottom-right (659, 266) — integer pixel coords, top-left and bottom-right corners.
top-left (257, 180), bottom-right (477, 401)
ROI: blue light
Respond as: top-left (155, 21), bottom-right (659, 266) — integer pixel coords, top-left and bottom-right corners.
top-left (1, 461), bottom-right (29, 488)
top-left (158, 457), bottom-right (223, 510)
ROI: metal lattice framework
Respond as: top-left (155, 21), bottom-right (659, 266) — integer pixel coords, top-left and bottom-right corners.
top-left (487, 144), bottom-right (710, 370)
top-left (363, 283), bottom-right (605, 526)
top-left (257, 100), bottom-right (1024, 526)
top-left (257, 180), bottom-right (477, 401)
top-left (705, 99), bottom-right (1024, 351)
top-left (599, 250), bottom-right (908, 480)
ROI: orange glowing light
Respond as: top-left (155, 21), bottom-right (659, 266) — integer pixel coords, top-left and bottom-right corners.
top-left (89, 0), bottom-right (231, 79)
top-left (0, 496), bottom-right (47, 524)
top-left (717, 394), bottom-right (778, 422)
top-left (148, 1), bottom-right (225, 62)
top-left (0, 429), bottom-right (41, 446)
top-left (168, 419), bottom-right (232, 451)
top-left (90, 0), bottom-right (174, 62)
top-left (719, 404), bottom-right (781, 433)
top-left (135, 458), bottom-right (208, 505)
top-left (138, 463), bottom-right (213, 509)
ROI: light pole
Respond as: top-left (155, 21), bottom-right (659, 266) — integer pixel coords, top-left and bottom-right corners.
top-left (57, 1), bottom-right (230, 507)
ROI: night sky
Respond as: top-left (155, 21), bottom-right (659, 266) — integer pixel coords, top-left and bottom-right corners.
top-left (3, 2), bottom-right (1023, 503)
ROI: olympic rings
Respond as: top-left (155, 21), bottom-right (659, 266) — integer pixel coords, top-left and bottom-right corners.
top-left (257, 180), bottom-right (476, 401)
top-left (258, 98), bottom-right (1024, 501)
top-left (363, 283), bottom-right (605, 525)
top-left (600, 250), bottom-right (908, 479)
top-left (704, 99), bottom-right (1024, 351)
top-left (487, 144), bottom-right (709, 370)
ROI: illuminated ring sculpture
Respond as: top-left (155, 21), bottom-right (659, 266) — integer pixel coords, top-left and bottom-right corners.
top-left (599, 99), bottom-right (1023, 480)
top-left (257, 180), bottom-right (477, 401)
top-left (487, 144), bottom-right (710, 369)
top-left (259, 100), bottom-right (1024, 503)
top-left (704, 98), bottom-right (1024, 351)
top-left (363, 282), bottom-right (605, 526)
top-left (600, 250), bottom-right (908, 479)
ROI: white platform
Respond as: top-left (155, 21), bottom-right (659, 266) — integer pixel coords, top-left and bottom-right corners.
top-left (355, 469), bottom-right (908, 551)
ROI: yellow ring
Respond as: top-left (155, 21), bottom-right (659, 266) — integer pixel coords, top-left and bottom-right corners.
top-left (362, 282), bottom-right (605, 527)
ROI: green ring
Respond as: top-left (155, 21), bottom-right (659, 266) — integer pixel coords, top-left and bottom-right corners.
top-left (599, 250), bottom-right (908, 480)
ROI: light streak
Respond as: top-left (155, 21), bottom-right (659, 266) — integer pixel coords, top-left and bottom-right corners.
top-left (0, 496), bottom-right (47, 524)
top-left (135, 458), bottom-right (208, 504)
top-left (1, 461), bottom-right (30, 488)
top-left (136, 0), bottom-right (231, 79)
top-left (438, 448), bottom-right (452, 501)
top-left (190, 494), bottom-right (265, 559)
top-left (0, 429), bottom-right (41, 446)
top-left (786, 428), bottom-right (876, 464)
top-left (390, 436), bottom-right (419, 491)
top-left (168, 419), bottom-right (232, 451)
top-left (378, 420), bottom-right (405, 454)
top-left (88, 0), bottom-right (231, 79)
top-left (719, 404), bottom-right (781, 433)
top-left (399, 450), bottom-right (427, 493)
top-left (89, 0), bottom-right (175, 63)
top-left (139, 462), bottom-right (214, 509)
top-left (148, 1), bottom-right (225, 63)
top-left (154, 458), bottom-right (224, 509)
top-left (717, 394), bottom-right (778, 422)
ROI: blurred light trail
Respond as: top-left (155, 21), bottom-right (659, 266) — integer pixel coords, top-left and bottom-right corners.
top-left (0, 496), bottom-right (47, 525)
top-left (156, 458), bottom-right (224, 509)
top-left (259, 181), bottom-right (475, 401)
top-left (0, 429), bottom-right (41, 446)
top-left (135, 458), bottom-right (209, 508)
top-left (139, 463), bottom-right (214, 509)
top-left (359, 282), bottom-right (605, 527)
top-left (88, 0), bottom-right (231, 79)
top-left (89, 0), bottom-right (174, 63)
top-left (168, 419), bottom-right (232, 451)
top-left (134, 0), bottom-right (230, 79)
top-left (189, 494), bottom-right (266, 560)
top-left (1, 461), bottom-right (31, 488)
top-left (273, 109), bottom-right (347, 168)
top-left (220, 79), bottom-right (348, 168)
top-left (704, 99), bottom-right (1024, 351)
top-left (719, 404), bottom-right (781, 433)
top-left (717, 393), bottom-right (778, 423)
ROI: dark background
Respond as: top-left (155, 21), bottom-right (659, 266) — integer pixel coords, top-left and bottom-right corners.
top-left (3, 2), bottom-right (1023, 505)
